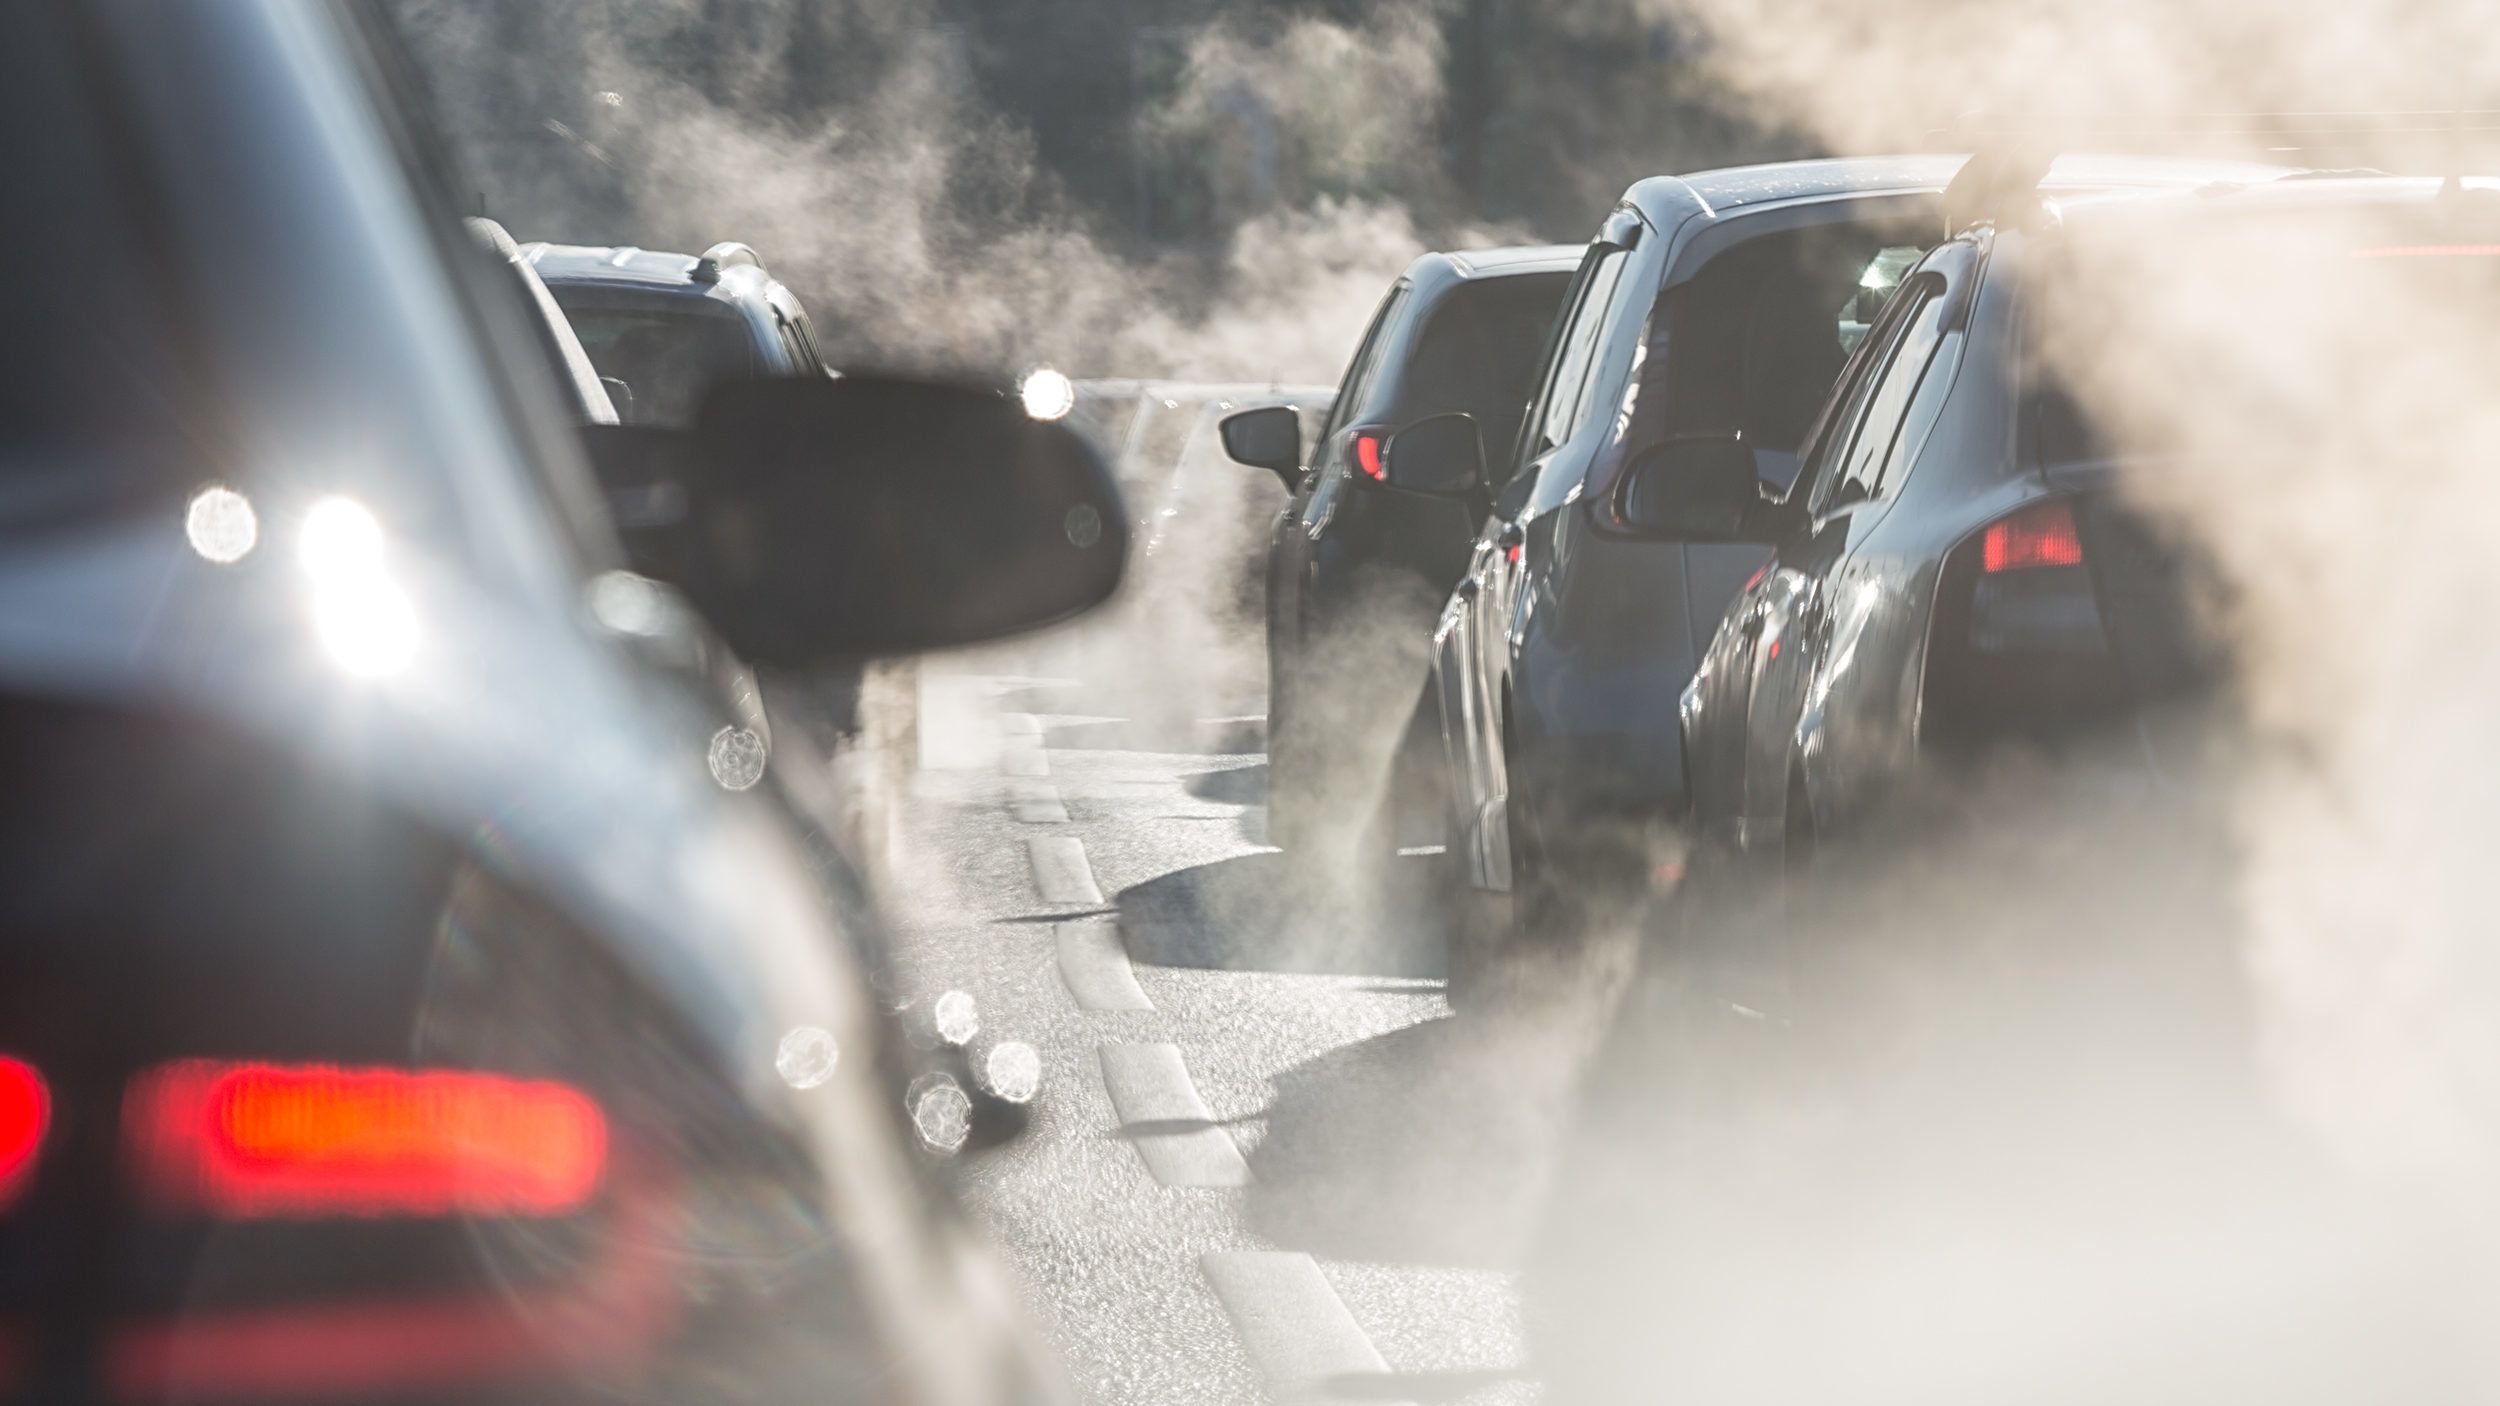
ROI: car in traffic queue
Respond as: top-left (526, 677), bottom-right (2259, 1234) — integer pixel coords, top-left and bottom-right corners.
top-left (1420, 154), bottom-right (2290, 958)
top-left (474, 216), bottom-right (777, 773)
top-left (1648, 155), bottom-right (2500, 1022)
top-left (0, 3), bottom-right (1122, 1402)
top-left (520, 237), bottom-right (899, 750)
top-left (522, 238), bottom-right (837, 427)
top-left (1218, 247), bottom-right (1577, 854)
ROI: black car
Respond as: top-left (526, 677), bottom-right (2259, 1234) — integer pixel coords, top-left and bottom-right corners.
top-left (1217, 247), bottom-right (1577, 853)
top-left (522, 239), bottom-right (835, 427)
top-left (1656, 160), bottom-right (2500, 1019)
top-left (1424, 155), bottom-right (2286, 939)
top-left (0, 3), bottom-right (1118, 1401)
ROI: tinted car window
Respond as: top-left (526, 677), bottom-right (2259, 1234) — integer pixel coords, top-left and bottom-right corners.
top-left (1534, 247), bottom-right (1630, 457)
top-left (552, 293), bottom-right (759, 427)
top-left (1619, 225), bottom-right (1934, 492)
top-left (1397, 272), bottom-right (1572, 487)
top-left (1794, 280), bottom-right (1925, 512)
top-left (1828, 277), bottom-right (1950, 502)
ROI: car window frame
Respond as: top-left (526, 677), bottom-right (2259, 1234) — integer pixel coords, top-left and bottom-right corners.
top-left (1792, 277), bottom-right (1926, 517)
top-left (1526, 243), bottom-right (1632, 465)
top-left (1823, 274), bottom-right (1950, 508)
top-left (1320, 282), bottom-right (1408, 444)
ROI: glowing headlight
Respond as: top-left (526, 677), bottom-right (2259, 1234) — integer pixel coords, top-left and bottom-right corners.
top-left (1020, 367), bottom-right (1076, 422)
top-left (300, 496), bottom-right (416, 678)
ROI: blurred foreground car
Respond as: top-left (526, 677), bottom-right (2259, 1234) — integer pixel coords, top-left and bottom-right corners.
top-left (0, 4), bottom-right (1121, 1402)
top-left (1217, 247), bottom-right (1575, 854)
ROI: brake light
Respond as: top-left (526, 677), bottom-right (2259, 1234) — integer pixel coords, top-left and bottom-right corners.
top-left (0, 1058), bottom-right (47, 1205)
top-left (1354, 432), bottom-right (1385, 481)
top-left (128, 1062), bottom-right (605, 1218)
top-left (1981, 499), bottom-right (2084, 573)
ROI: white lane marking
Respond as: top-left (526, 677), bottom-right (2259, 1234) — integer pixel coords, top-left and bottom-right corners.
top-left (1199, 1251), bottom-right (1411, 1405)
top-left (1008, 779), bottom-right (1070, 824)
top-left (1000, 711), bottom-right (1042, 735)
top-left (1097, 1044), bottom-right (1249, 1187)
top-left (1001, 734), bottom-right (1050, 777)
top-left (915, 669), bottom-right (999, 771)
top-left (1026, 835), bottom-right (1104, 906)
top-left (1055, 921), bottom-right (1153, 1012)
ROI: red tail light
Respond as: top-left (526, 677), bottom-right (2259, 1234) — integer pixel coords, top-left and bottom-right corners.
top-left (1981, 499), bottom-right (2084, 573)
top-left (1354, 432), bottom-right (1385, 481)
top-left (128, 1062), bottom-right (606, 1219)
top-left (0, 1058), bottom-right (47, 1205)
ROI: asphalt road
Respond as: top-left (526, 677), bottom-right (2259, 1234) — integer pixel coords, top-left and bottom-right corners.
top-left (880, 628), bottom-right (1581, 1406)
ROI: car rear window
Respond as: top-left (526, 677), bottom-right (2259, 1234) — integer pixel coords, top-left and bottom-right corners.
top-left (547, 292), bottom-right (760, 428)
top-left (1395, 272), bottom-right (1572, 487)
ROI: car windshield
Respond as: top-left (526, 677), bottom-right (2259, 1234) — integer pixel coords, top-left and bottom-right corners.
top-left (549, 293), bottom-right (759, 427)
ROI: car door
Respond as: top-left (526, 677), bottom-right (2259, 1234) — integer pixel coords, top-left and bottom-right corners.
top-left (1736, 270), bottom-right (1961, 853)
top-left (1447, 234), bottom-right (1636, 882)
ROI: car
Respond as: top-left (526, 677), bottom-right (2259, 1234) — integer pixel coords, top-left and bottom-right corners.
top-left (0, 3), bottom-right (1120, 1401)
top-left (1217, 247), bottom-right (1577, 854)
top-left (520, 237), bottom-right (892, 743)
top-left (1424, 155), bottom-right (2289, 956)
top-left (1653, 155), bottom-right (2500, 1021)
top-left (474, 216), bottom-right (778, 771)
top-left (521, 238), bottom-right (835, 427)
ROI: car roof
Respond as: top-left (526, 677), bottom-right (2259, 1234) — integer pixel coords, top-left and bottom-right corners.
top-left (519, 241), bottom-right (779, 304)
top-left (1441, 244), bottom-right (1586, 276)
top-left (1399, 244), bottom-right (1582, 304)
top-left (1626, 152), bottom-right (2302, 229)
top-left (2044, 172), bottom-right (2497, 229)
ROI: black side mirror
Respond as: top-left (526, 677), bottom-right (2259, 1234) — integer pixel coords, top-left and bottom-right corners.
top-left (1219, 405), bottom-right (1303, 489)
top-left (1380, 412), bottom-right (1486, 498)
top-left (584, 375), bottom-right (1128, 665)
top-left (1614, 436), bottom-right (1763, 541)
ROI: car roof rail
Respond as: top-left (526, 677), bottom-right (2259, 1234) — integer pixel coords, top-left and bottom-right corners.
top-left (692, 241), bottom-right (764, 283)
top-left (1935, 109), bottom-right (2500, 235)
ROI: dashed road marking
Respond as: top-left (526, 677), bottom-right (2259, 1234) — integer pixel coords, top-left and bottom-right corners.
top-left (1055, 921), bottom-right (1153, 1012)
top-left (1199, 1250), bottom-right (1410, 1405)
top-left (1008, 779), bottom-right (1070, 824)
top-left (1097, 1044), bottom-right (1249, 1187)
top-left (1026, 835), bottom-right (1104, 906)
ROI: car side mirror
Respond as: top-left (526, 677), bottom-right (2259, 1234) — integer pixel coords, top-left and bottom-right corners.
top-left (1219, 405), bottom-right (1303, 489)
top-left (583, 374), bottom-right (1127, 665)
top-left (1614, 436), bottom-right (1763, 541)
top-left (1380, 412), bottom-right (1486, 498)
